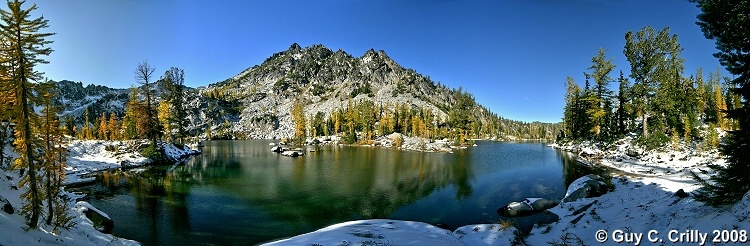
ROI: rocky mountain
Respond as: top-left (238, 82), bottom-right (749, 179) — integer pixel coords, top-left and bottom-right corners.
top-left (203, 43), bottom-right (465, 139)
top-left (53, 80), bottom-right (128, 123)
top-left (54, 43), bottom-right (561, 141)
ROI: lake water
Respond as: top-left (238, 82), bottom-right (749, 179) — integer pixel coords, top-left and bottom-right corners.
top-left (72, 140), bottom-right (592, 245)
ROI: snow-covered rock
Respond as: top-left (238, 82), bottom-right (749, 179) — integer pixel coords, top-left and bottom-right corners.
top-left (562, 174), bottom-right (608, 203)
top-left (76, 201), bottom-right (114, 233)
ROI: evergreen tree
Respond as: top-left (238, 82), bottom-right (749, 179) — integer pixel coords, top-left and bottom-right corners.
top-left (161, 67), bottom-right (187, 144)
top-left (692, 0), bottom-right (750, 205)
top-left (586, 48), bottom-right (615, 139)
top-left (562, 76), bottom-right (581, 139)
top-left (624, 26), bottom-right (682, 138)
top-left (695, 67), bottom-right (707, 119)
top-left (0, 0), bottom-right (54, 228)
top-left (63, 115), bottom-right (74, 137)
top-left (616, 70), bottom-right (631, 135)
top-left (714, 84), bottom-right (727, 129)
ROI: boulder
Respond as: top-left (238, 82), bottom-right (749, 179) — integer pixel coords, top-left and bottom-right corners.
top-left (0, 194), bottom-right (13, 214)
top-left (675, 189), bottom-right (689, 198)
top-left (497, 198), bottom-right (560, 217)
top-left (626, 148), bottom-right (640, 158)
top-left (271, 146), bottom-right (283, 153)
top-left (281, 150), bottom-right (305, 157)
top-left (562, 174), bottom-right (609, 203)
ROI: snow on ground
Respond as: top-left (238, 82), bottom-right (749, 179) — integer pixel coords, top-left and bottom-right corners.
top-left (262, 219), bottom-right (520, 246)
top-left (525, 175), bottom-right (750, 245)
top-left (0, 139), bottom-right (200, 245)
top-left (0, 163), bottom-right (139, 246)
top-left (65, 140), bottom-right (200, 185)
top-left (266, 136), bottom-right (748, 245)
top-left (65, 140), bottom-right (148, 185)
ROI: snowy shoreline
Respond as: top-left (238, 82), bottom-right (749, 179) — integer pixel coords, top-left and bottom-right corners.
top-left (0, 139), bottom-right (200, 246)
top-left (64, 140), bottom-right (201, 186)
top-left (263, 137), bottom-right (750, 245)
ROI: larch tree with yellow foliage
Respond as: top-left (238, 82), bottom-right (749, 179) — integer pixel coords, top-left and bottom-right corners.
top-left (0, 0), bottom-right (54, 228)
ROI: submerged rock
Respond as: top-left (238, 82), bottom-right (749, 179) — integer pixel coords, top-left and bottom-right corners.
top-left (562, 174), bottom-right (609, 203)
top-left (497, 198), bottom-right (560, 217)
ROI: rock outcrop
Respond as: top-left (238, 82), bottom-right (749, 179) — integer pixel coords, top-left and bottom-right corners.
top-left (497, 198), bottom-right (560, 217)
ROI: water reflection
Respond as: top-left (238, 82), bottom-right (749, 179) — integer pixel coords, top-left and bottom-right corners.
top-left (72, 141), bottom-right (588, 245)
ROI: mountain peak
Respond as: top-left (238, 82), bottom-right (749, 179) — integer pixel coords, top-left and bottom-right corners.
top-left (288, 43), bottom-right (302, 52)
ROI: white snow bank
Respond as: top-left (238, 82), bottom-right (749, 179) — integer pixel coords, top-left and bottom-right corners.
top-left (263, 219), bottom-right (463, 246)
top-left (262, 219), bottom-right (520, 246)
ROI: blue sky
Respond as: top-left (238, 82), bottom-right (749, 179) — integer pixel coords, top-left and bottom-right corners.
top-left (32, 1), bottom-right (722, 123)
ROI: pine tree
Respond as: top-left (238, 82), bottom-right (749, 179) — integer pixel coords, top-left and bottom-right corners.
top-left (692, 0), bottom-right (750, 205)
top-left (616, 70), bottom-right (631, 135)
top-left (624, 26), bottom-right (682, 138)
top-left (0, 0), bottom-right (54, 228)
top-left (714, 85), bottom-right (728, 130)
top-left (63, 115), bottom-right (74, 137)
top-left (586, 48), bottom-right (615, 139)
top-left (695, 67), bottom-right (707, 118)
top-left (161, 67), bottom-right (186, 144)
top-left (562, 76), bottom-right (581, 139)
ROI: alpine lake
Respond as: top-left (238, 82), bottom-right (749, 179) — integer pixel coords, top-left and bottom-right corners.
top-left (69, 140), bottom-right (599, 245)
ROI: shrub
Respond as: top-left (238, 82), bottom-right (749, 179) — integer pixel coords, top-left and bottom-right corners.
top-left (635, 132), bottom-right (669, 151)
top-left (392, 134), bottom-right (403, 147)
top-left (343, 132), bottom-right (357, 144)
top-left (141, 143), bottom-right (167, 164)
